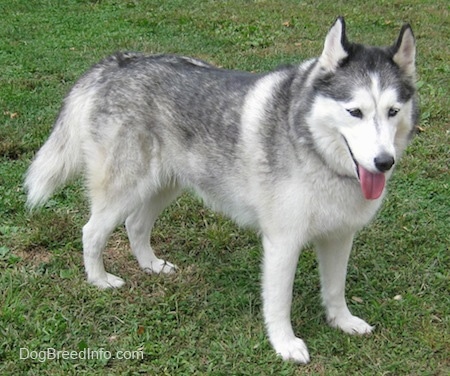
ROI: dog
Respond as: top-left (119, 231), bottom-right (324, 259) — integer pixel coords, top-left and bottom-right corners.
top-left (25, 17), bottom-right (418, 363)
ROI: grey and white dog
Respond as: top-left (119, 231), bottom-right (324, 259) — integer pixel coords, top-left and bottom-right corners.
top-left (25, 17), bottom-right (418, 363)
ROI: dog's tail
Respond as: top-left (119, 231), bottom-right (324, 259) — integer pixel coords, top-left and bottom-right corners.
top-left (25, 92), bottom-right (88, 209)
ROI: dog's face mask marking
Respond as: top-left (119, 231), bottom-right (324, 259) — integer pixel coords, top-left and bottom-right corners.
top-left (306, 18), bottom-right (416, 200)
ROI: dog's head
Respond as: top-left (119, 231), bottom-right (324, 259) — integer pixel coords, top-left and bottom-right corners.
top-left (306, 17), bottom-right (418, 200)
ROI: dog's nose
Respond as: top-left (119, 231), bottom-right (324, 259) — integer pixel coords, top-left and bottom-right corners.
top-left (374, 153), bottom-right (395, 172)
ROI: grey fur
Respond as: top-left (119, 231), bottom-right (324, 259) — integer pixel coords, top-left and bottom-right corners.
top-left (25, 18), bottom-right (418, 363)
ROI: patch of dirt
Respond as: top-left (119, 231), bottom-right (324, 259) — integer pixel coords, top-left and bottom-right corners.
top-left (15, 247), bottom-right (53, 266)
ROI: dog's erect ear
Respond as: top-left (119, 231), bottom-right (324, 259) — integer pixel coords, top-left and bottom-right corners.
top-left (319, 17), bottom-right (349, 72)
top-left (392, 24), bottom-right (416, 77)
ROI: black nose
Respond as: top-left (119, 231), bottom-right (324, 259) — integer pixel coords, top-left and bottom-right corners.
top-left (374, 153), bottom-right (395, 172)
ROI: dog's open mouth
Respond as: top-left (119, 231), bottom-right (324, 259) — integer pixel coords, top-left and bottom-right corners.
top-left (343, 137), bottom-right (386, 200)
top-left (357, 165), bottom-right (385, 200)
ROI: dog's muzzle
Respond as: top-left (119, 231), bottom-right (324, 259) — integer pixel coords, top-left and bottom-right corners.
top-left (342, 136), bottom-right (392, 200)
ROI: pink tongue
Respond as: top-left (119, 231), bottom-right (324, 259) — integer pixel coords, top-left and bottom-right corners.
top-left (358, 165), bottom-right (386, 200)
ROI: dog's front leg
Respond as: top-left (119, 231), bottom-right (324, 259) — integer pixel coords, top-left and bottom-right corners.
top-left (315, 232), bottom-right (374, 334)
top-left (261, 234), bottom-right (310, 364)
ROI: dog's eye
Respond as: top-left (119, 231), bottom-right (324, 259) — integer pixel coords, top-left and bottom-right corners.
top-left (388, 108), bottom-right (400, 117)
top-left (347, 108), bottom-right (363, 119)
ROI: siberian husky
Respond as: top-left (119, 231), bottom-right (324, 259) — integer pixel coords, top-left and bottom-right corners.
top-left (25, 17), bottom-right (418, 363)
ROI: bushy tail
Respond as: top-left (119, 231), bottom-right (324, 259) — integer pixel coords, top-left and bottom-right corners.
top-left (25, 102), bottom-right (84, 208)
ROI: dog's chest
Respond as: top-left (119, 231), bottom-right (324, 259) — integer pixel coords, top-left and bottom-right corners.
top-left (270, 170), bottom-right (384, 237)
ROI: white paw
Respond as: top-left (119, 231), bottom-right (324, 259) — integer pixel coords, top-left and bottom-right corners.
top-left (142, 259), bottom-right (177, 275)
top-left (88, 273), bottom-right (125, 289)
top-left (329, 314), bottom-right (374, 335)
top-left (273, 337), bottom-right (310, 364)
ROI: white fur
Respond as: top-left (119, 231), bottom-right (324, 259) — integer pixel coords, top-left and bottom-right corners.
top-left (24, 87), bottom-right (93, 207)
top-left (236, 71), bottom-right (385, 362)
top-left (24, 19), bottom-right (416, 364)
top-left (319, 18), bottom-right (348, 72)
top-left (393, 27), bottom-right (416, 77)
top-left (309, 74), bottom-right (411, 178)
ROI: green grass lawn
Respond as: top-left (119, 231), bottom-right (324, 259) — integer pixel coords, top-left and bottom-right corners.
top-left (0, 0), bottom-right (448, 374)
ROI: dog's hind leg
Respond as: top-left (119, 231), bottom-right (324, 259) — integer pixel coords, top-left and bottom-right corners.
top-left (83, 203), bottom-right (128, 289)
top-left (315, 232), bottom-right (374, 335)
top-left (125, 187), bottom-right (181, 275)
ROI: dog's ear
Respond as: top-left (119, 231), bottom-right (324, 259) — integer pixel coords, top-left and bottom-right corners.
top-left (392, 24), bottom-right (416, 77)
top-left (319, 17), bottom-right (349, 72)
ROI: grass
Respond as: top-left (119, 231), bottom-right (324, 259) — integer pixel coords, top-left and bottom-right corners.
top-left (0, 0), bottom-right (449, 374)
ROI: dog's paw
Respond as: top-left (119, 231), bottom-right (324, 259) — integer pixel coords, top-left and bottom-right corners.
top-left (273, 337), bottom-right (310, 364)
top-left (88, 273), bottom-right (125, 289)
top-left (329, 314), bottom-right (374, 335)
top-left (142, 259), bottom-right (177, 275)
